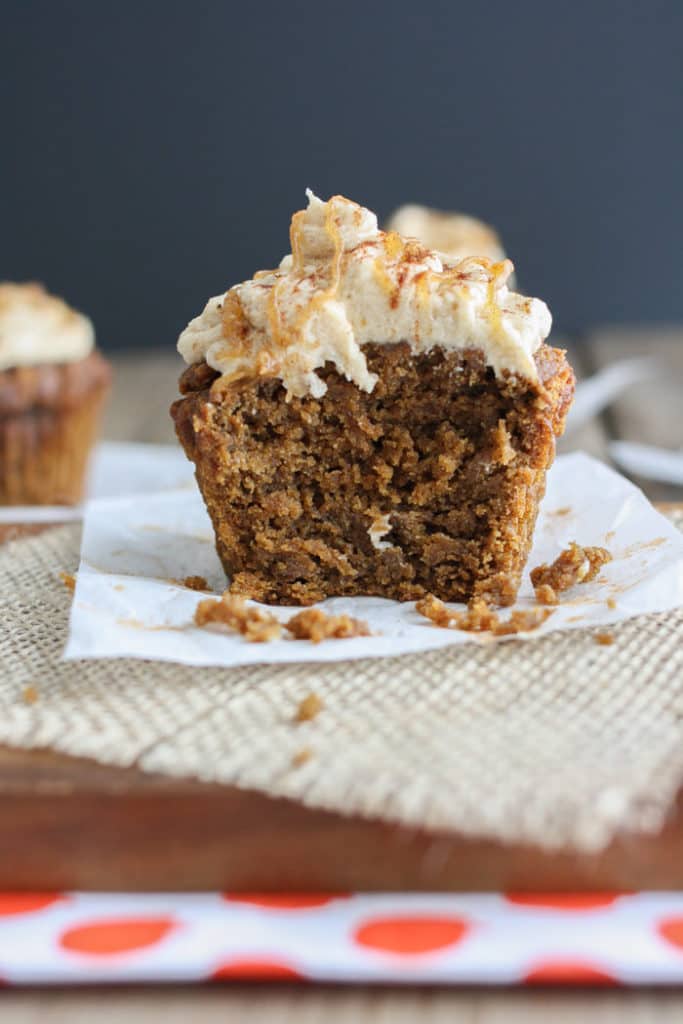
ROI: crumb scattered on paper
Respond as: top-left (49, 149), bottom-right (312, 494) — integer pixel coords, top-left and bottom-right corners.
top-left (182, 575), bottom-right (209, 591)
top-left (194, 593), bottom-right (282, 643)
top-left (594, 632), bottom-right (615, 646)
top-left (415, 595), bottom-right (553, 636)
top-left (291, 748), bottom-right (313, 768)
top-left (59, 571), bottom-right (76, 593)
top-left (22, 685), bottom-right (39, 705)
top-left (607, 597), bottom-right (617, 610)
top-left (534, 583), bottom-right (559, 606)
top-left (285, 608), bottom-right (371, 643)
top-left (295, 693), bottom-right (323, 723)
top-left (531, 542), bottom-right (612, 601)
top-left (550, 506), bottom-right (572, 517)
top-left (494, 608), bottom-right (555, 635)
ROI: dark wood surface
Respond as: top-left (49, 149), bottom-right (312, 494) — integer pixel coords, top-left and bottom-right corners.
top-left (1, 742), bottom-right (683, 892)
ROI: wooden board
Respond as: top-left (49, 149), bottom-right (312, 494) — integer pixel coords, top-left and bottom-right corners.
top-left (2, 742), bottom-right (683, 892)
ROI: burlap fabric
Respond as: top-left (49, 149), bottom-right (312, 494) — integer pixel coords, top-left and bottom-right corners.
top-left (1, 516), bottom-right (683, 853)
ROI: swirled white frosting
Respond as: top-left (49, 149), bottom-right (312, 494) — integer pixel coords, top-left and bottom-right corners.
top-left (0, 282), bottom-right (94, 372)
top-left (178, 191), bottom-right (551, 397)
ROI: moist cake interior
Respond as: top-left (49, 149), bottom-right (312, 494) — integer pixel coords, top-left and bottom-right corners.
top-left (173, 341), bottom-right (574, 606)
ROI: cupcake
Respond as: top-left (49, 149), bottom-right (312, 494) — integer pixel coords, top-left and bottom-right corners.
top-left (0, 283), bottom-right (111, 505)
top-left (386, 204), bottom-right (506, 263)
top-left (172, 192), bottom-right (573, 606)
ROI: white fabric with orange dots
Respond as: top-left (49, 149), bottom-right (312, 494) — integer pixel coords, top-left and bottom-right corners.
top-left (2, 891), bottom-right (683, 986)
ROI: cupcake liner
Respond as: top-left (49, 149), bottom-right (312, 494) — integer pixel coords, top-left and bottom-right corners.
top-left (0, 382), bottom-right (109, 505)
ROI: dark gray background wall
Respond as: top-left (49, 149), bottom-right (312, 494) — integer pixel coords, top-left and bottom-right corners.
top-left (2, 0), bottom-right (682, 351)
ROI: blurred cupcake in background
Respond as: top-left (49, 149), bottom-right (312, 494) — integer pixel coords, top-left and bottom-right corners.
top-left (386, 204), bottom-right (506, 263)
top-left (0, 283), bottom-right (111, 505)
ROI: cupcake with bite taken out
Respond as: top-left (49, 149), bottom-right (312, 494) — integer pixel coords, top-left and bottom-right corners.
top-left (172, 191), bottom-right (574, 607)
top-left (0, 282), bottom-right (111, 505)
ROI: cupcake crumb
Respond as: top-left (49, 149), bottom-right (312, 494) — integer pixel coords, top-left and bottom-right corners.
top-left (194, 593), bottom-right (281, 642)
top-left (416, 594), bottom-right (553, 635)
top-left (531, 542), bottom-right (612, 595)
top-left (594, 632), bottom-right (615, 646)
top-left (295, 693), bottom-right (323, 723)
top-left (285, 608), bottom-right (371, 643)
top-left (59, 571), bottom-right (76, 593)
top-left (23, 685), bottom-right (39, 705)
top-left (607, 596), bottom-right (617, 609)
top-left (291, 748), bottom-right (313, 768)
top-left (534, 583), bottom-right (558, 606)
top-left (183, 575), bottom-right (209, 591)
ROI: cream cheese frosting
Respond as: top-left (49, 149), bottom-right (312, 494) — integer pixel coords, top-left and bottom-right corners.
top-left (178, 191), bottom-right (551, 397)
top-left (386, 204), bottom-right (506, 264)
top-left (0, 282), bottom-right (94, 372)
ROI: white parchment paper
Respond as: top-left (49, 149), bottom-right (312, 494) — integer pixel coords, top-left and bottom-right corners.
top-left (64, 452), bottom-right (683, 666)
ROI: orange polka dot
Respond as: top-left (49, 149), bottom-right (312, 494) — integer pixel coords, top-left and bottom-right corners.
top-left (59, 917), bottom-right (176, 956)
top-left (223, 893), bottom-right (346, 910)
top-left (506, 893), bottom-right (623, 911)
top-left (524, 960), bottom-right (619, 986)
top-left (658, 917), bottom-right (683, 950)
top-left (354, 916), bottom-right (470, 955)
top-left (0, 893), bottom-right (63, 916)
top-left (212, 959), bottom-right (304, 981)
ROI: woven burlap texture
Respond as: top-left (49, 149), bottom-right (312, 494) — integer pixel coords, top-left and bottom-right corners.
top-left (1, 517), bottom-right (683, 852)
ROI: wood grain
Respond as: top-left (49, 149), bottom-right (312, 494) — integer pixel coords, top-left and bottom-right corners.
top-left (1, 740), bottom-right (683, 892)
top-left (2, 987), bottom-right (683, 1024)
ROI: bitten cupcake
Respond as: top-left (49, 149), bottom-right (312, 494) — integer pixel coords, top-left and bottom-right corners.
top-left (172, 192), bottom-right (573, 607)
top-left (0, 283), bottom-right (111, 505)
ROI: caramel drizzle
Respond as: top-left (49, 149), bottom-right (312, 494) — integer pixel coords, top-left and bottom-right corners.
top-left (218, 201), bottom-right (516, 386)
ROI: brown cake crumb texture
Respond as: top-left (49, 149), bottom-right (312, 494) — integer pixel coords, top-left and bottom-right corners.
top-left (172, 344), bottom-right (574, 607)
top-left (291, 748), bottom-right (313, 768)
top-left (295, 693), bottom-right (323, 722)
top-left (194, 593), bottom-right (282, 643)
top-left (22, 685), bottom-right (39, 705)
top-left (59, 571), bottom-right (76, 593)
top-left (531, 542), bottom-right (612, 604)
top-left (286, 608), bottom-right (371, 643)
top-left (182, 575), bottom-right (209, 591)
top-left (594, 632), bottom-right (615, 646)
top-left (415, 593), bottom-right (553, 636)
top-left (193, 593), bottom-right (370, 645)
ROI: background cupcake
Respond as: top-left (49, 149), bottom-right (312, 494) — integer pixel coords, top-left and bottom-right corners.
top-left (0, 282), bottom-right (111, 505)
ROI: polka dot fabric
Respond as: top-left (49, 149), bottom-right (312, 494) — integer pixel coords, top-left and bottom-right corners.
top-left (2, 892), bottom-right (683, 986)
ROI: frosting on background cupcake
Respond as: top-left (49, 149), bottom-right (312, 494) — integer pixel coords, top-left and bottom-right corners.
top-left (386, 204), bottom-right (506, 264)
top-left (0, 282), bottom-right (94, 372)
